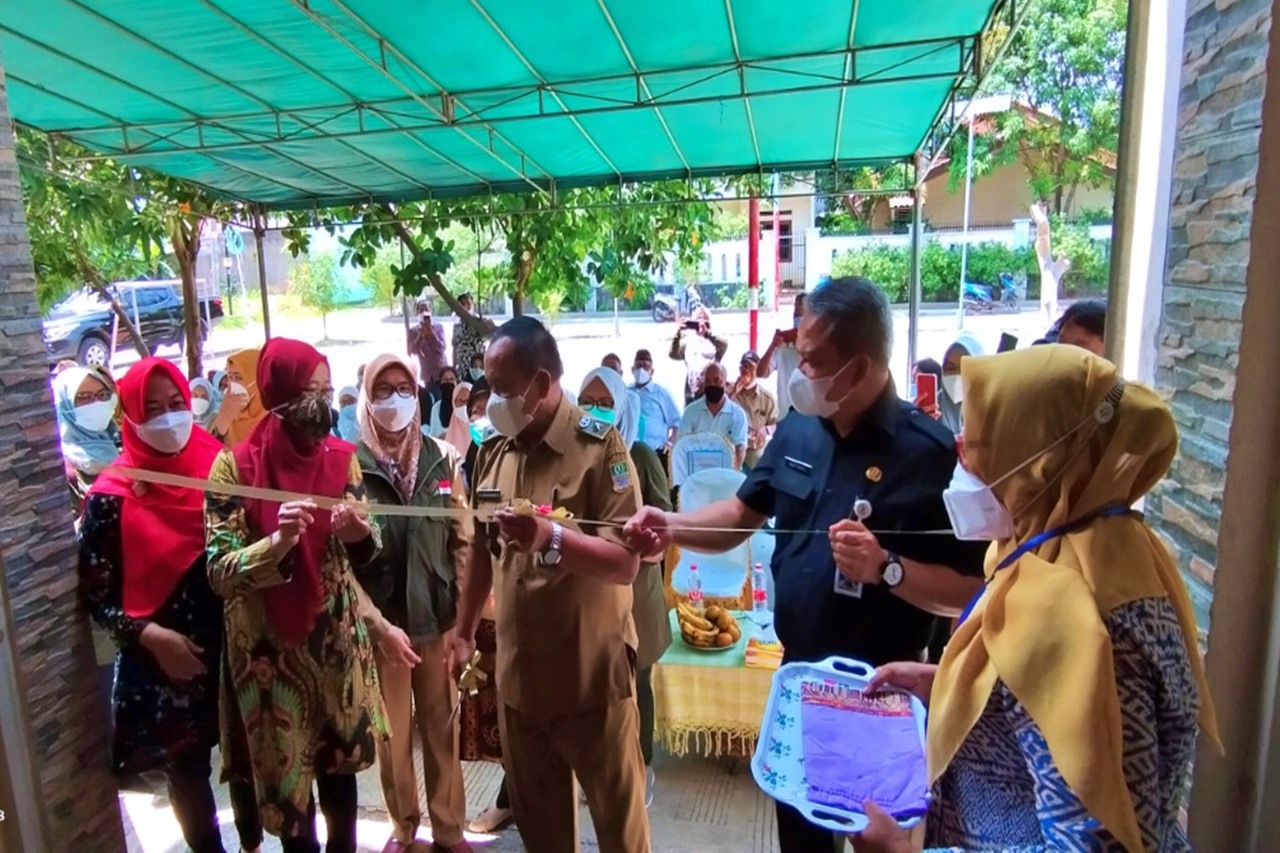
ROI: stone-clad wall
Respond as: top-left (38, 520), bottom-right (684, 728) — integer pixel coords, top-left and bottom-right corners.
top-left (1148, 0), bottom-right (1274, 636)
top-left (0, 62), bottom-right (126, 850)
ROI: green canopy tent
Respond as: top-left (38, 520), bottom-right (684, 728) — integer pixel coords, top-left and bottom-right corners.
top-left (0, 0), bottom-right (1015, 361)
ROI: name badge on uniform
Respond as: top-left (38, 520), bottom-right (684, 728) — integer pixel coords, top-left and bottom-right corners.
top-left (834, 570), bottom-right (863, 599)
top-left (610, 459), bottom-right (632, 493)
top-left (475, 488), bottom-right (503, 503)
top-left (436, 479), bottom-right (452, 497)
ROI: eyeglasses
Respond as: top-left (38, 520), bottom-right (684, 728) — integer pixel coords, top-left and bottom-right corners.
top-left (74, 390), bottom-right (113, 406)
top-left (372, 383), bottom-right (417, 402)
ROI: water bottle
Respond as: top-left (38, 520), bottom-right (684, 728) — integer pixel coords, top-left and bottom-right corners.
top-left (687, 563), bottom-right (704, 612)
top-left (751, 563), bottom-right (769, 614)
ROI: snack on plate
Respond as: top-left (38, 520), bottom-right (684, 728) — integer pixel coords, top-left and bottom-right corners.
top-left (509, 498), bottom-right (575, 520)
top-left (678, 601), bottom-right (741, 649)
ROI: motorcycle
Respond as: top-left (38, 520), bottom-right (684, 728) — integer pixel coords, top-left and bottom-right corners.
top-left (962, 272), bottom-right (1025, 315)
top-left (652, 283), bottom-right (704, 323)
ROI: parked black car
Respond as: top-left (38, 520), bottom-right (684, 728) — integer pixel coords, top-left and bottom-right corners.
top-left (42, 281), bottom-right (225, 367)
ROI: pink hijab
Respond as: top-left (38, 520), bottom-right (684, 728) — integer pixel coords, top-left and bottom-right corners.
top-left (443, 382), bottom-right (473, 454)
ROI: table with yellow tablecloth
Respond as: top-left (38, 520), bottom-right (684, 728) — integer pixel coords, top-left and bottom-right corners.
top-left (652, 609), bottom-right (777, 758)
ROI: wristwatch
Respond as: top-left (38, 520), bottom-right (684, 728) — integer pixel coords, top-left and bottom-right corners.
top-left (541, 522), bottom-right (564, 567)
top-left (881, 552), bottom-right (905, 588)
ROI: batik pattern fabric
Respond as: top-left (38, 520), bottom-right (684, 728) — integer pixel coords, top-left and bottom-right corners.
top-left (926, 597), bottom-right (1200, 852)
top-left (79, 493), bottom-right (223, 776)
top-left (205, 451), bottom-right (389, 839)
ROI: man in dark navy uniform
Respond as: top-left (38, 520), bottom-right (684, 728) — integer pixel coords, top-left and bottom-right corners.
top-left (624, 276), bottom-right (986, 853)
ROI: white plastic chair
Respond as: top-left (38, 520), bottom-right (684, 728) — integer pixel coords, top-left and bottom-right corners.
top-left (670, 468), bottom-right (750, 603)
top-left (669, 432), bottom-right (735, 487)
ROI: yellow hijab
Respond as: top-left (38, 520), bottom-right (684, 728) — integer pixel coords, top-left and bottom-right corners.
top-left (223, 347), bottom-right (266, 447)
top-left (927, 345), bottom-right (1219, 853)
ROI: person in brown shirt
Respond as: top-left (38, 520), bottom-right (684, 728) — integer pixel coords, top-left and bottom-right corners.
top-left (730, 349), bottom-right (779, 471)
top-left (448, 317), bottom-right (649, 853)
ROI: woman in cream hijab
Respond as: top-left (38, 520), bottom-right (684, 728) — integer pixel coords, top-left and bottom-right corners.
top-left (854, 345), bottom-right (1218, 853)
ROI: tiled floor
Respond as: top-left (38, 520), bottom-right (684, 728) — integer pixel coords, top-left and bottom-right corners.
top-left (121, 749), bottom-right (783, 852)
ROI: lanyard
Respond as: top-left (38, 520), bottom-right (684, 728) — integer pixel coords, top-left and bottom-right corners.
top-left (956, 505), bottom-right (1130, 626)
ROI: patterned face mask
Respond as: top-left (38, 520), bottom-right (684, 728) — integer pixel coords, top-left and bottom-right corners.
top-left (280, 391), bottom-right (332, 441)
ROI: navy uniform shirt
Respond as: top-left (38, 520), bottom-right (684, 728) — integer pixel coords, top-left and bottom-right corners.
top-left (737, 385), bottom-right (987, 665)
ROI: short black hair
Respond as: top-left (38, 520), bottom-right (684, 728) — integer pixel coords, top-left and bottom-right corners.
top-left (806, 276), bottom-right (892, 365)
top-left (1059, 299), bottom-right (1106, 338)
top-left (489, 316), bottom-right (564, 379)
top-left (914, 358), bottom-right (942, 379)
top-left (467, 379), bottom-right (491, 417)
top-left (794, 292), bottom-right (807, 310)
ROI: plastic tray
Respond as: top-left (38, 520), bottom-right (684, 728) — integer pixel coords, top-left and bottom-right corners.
top-left (750, 656), bottom-right (930, 834)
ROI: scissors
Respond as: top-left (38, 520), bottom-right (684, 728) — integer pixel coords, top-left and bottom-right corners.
top-left (446, 649), bottom-right (487, 729)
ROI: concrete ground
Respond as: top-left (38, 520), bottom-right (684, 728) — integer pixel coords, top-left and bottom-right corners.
top-left (120, 748), bottom-right (783, 852)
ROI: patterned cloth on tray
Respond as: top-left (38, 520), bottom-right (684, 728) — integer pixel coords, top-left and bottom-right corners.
top-left (799, 681), bottom-right (928, 819)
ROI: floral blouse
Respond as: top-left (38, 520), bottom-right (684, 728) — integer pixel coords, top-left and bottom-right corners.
top-left (204, 450), bottom-right (391, 839)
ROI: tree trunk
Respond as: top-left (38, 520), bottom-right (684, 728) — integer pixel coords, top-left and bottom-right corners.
top-left (171, 217), bottom-right (204, 379)
top-left (512, 287), bottom-right (525, 317)
top-left (74, 246), bottom-right (148, 359)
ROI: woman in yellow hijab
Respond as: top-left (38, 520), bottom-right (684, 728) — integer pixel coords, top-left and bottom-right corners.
top-left (218, 347), bottom-right (267, 447)
top-left (853, 345), bottom-right (1218, 853)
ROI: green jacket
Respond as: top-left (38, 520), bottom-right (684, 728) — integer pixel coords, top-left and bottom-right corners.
top-left (355, 436), bottom-right (471, 646)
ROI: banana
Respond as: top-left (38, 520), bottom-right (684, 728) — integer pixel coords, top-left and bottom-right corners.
top-left (677, 603), bottom-right (714, 632)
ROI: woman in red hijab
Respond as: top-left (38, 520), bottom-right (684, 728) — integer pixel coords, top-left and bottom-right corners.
top-left (79, 357), bottom-right (262, 853)
top-left (204, 338), bottom-right (417, 853)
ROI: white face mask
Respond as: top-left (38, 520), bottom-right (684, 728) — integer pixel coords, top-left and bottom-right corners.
top-left (371, 394), bottom-right (418, 432)
top-left (487, 380), bottom-right (536, 438)
top-left (74, 398), bottom-right (117, 433)
top-left (228, 381), bottom-right (249, 397)
top-left (191, 398), bottom-right (211, 417)
top-left (942, 375), bottom-right (963, 403)
top-left (942, 465), bottom-right (1014, 541)
top-left (632, 367), bottom-right (652, 386)
top-left (943, 382), bottom-right (1126, 542)
top-left (134, 410), bottom-right (194, 455)
top-left (788, 361), bottom-right (854, 418)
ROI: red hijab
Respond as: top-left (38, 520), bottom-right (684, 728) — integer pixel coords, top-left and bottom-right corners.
top-left (90, 358), bottom-right (224, 618)
top-left (233, 338), bottom-right (354, 647)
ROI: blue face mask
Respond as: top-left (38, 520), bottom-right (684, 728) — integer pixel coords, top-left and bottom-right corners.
top-left (584, 405), bottom-right (616, 424)
top-left (469, 418), bottom-right (490, 446)
top-left (793, 315), bottom-right (803, 329)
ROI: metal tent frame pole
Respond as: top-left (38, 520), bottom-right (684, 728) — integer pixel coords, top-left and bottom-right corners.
top-left (907, 183), bottom-right (923, 375)
top-left (253, 205), bottom-right (272, 340)
top-left (748, 192), bottom-right (761, 351)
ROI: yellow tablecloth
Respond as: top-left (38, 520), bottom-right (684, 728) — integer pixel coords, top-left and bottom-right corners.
top-left (652, 609), bottom-right (776, 758)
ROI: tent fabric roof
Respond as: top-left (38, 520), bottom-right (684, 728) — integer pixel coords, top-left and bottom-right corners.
top-left (0, 0), bottom-right (1007, 208)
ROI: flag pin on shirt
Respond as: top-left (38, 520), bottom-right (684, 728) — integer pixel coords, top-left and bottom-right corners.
top-left (866, 466), bottom-right (883, 483)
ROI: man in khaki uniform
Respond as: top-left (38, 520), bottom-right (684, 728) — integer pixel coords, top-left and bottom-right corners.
top-left (449, 317), bottom-right (649, 853)
top-left (730, 350), bottom-right (779, 470)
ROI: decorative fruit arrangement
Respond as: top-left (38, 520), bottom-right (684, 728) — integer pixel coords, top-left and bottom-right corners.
top-left (677, 602), bottom-right (742, 650)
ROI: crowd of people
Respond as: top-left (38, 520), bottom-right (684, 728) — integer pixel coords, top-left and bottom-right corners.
top-left (51, 278), bottom-right (1217, 853)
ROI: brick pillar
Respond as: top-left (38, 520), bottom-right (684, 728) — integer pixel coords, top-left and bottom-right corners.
top-left (1146, 0), bottom-right (1274, 639)
top-left (0, 52), bottom-right (126, 853)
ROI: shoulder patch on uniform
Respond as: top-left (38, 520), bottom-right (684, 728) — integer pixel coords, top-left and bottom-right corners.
top-left (906, 403), bottom-right (959, 452)
top-left (608, 458), bottom-right (633, 493)
top-left (576, 415), bottom-right (612, 440)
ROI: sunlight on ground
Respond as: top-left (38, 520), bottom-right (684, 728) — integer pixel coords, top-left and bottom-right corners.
top-left (120, 791), bottom-right (500, 853)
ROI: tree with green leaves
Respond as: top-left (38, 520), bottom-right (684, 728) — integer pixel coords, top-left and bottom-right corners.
top-left (19, 128), bottom-right (235, 375)
top-left (949, 0), bottom-right (1126, 215)
top-left (289, 250), bottom-right (343, 339)
top-left (281, 180), bottom-right (722, 324)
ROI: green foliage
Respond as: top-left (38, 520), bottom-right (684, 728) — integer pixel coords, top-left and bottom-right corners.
top-left (289, 249), bottom-right (343, 334)
top-left (830, 235), bottom-right (1108, 304)
top-left (281, 179), bottom-right (720, 317)
top-left (359, 243), bottom-right (402, 313)
top-left (806, 164), bottom-right (913, 233)
top-left (18, 128), bottom-right (236, 373)
top-left (952, 0), bottom-right (1125, 214)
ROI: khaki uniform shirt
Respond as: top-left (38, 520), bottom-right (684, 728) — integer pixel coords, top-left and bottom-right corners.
top-left (472, 394), bottom-right (642, 716)
top-left (732, 383), bottom-right (779, 452)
